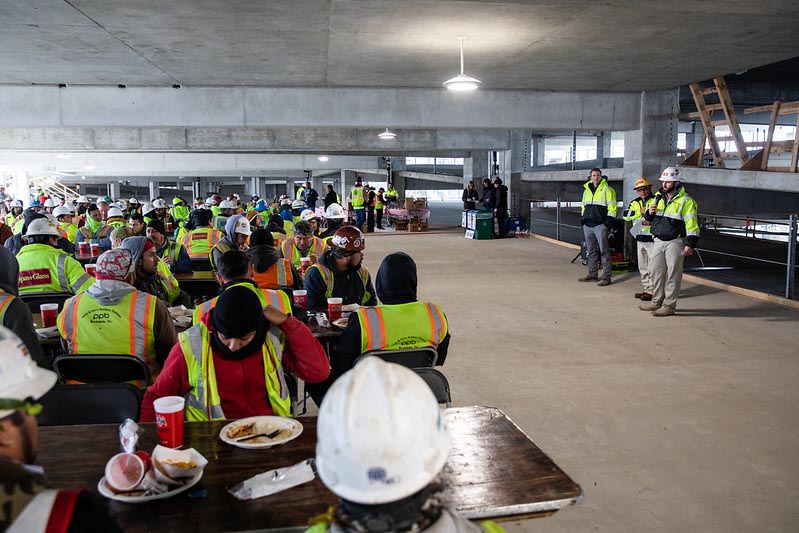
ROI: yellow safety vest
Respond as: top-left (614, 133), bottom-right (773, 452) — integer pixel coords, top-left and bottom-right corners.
top-left (57, 222), bottom-right (78, 244)
top-left (307, 263), bottom-right (373, 306)
top-left (156, 260), bottom-right (181, 304)
top-left (181, 228), bottom-right (223, 259)
top-left (76, 224), bottom-right (111, 244)
top-left (209, 240), bottom-right (235, 271)
top-left (280, 237), bottom-right (326, 268)
top-left (623, 196), bottom-right (654, 241)
top-left (179, 321), bottom-right (291, 421)
top-left (649, 186), bottom-right (700, 245)
top-left (351, 186), bottom-right (365, 209)
top-left (580, 180), bottom-right (617, 217)
top-left (192, 282), bottom-right (292, 325)
top-left (57, 290), bottom-right (159, 381)
top-left (253, 259), bottom-right (295, 290)
top-left (356, 301), bottom-right (448, 353)
top-left (17, 244), bottom-right (93, 295)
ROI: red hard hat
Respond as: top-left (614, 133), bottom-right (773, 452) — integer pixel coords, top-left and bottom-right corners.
top-left (330, 226), bottom-right (365, 252)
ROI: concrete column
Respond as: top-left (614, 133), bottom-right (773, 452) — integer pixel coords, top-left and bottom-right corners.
top-left (623, 89), bottom-right (678, 206)
top-left (597, 132), bottom-right (612, 165)
top-left (463, 150), bottom-right (489, 186)
top-left (341, 170), bottom-right (356, 208)
top-left (532, 136), bottom-right (546, 167)
top-left (148, 181), bottom-right (159, 202)
top-left (109, 181), bottom-right (121, 200)
top-left (250, 177), bottom-right (261, 199)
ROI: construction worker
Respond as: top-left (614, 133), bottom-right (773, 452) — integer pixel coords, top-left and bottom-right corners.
top-left (5, 200), bottom-right (23, 228)
top-left (300, 209), bottom-right (320, 235)
top-left (280, 220), bottom-right (326, 269)
top-left (639, 166), bottom-right (700, 317)
top-left (180, 209), bottom-right (223, 260)
top-left (291, 199), bottom-right (307, 222)
top-left (57, 249), bottom-right (177, 382)
top-left (141, 202), bottom-right (158, 225)
top-left (0, 246), bottom-right (45, 366)
top-left (375, 187), bottom-right (386, 230)
top-left (209, 194), bottom-right (223, 217)
top-left (42, 198), bottom-right (56, 214)
top-left (121, 236), bottom-right (190, 307)
top-left (246, 229), bottom-right (301, 291)
top-left (140, 283), bottom-right (329, 422)
top-left (0, 327), bottom-right (120, 531)
top-left (212, 199), bottom-right (237, 231)
top-left (126, 197), bottom-right (140, 216)
top-left (578, 168), bottom-right (617, 286)
top-left (295, 182), bottom-right (306, 201)
top-left (318, 203), bottom-right (346, 242)
top-left (17, 219), bottom-right (93, 295)
top-left (350, 177), bottom-right (366, 230)
top-left (210, 214), bottom-right (251, 271)
top-left (96, 196), bottom-right (111, 219)
top-left (304, 226), bottom-right (376, 312)
top-left (53, 206), bottom-right (78, 243)
top-left (151, 198), bottom-right (170, 223)
top-left (384, 182), bottom-right (399, 207)
top-left (623, 178), bottom-right (656, 301)
top-left (105, 206), bottom-right (127, 229)
top-left (146, 219), bottom-right (192, 273)
top-left (75, 203), bottom-right (112, 251)
top-left (170, 197), bottom-right (190, 226)
top-left (311, 358), bottom-right (504, 533)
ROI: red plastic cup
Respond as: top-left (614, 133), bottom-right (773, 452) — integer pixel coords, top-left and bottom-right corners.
top-left (85, 263), bottom-right (97, 277)
top-left (90, 243), bottom-right (100, 257)
top-left (78, 241), bottom-right (88, 255)
top-left (40, 303), bottom-right (59, 328)
top-left (327, 297), bottom-right (343, 321)
top-left (300, 257), bottom-right (311, 274)
top-left (292, 290), bottom-right (307, 311)
top-left (154, 396), bottom-right (185, 448)
top-left (166, 221), bottom-right (173, 232)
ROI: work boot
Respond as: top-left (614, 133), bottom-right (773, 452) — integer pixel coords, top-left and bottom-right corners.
top-left (578, 276), bottom-right (599, 282)
top-left (639, 303), bottom-right (660, 311)
top-left (639, 292), bottom-right (653, 301)
top-left (652, 306), bottom-right (675, 317)
top-left (597, 278), bottom-right (611, 287)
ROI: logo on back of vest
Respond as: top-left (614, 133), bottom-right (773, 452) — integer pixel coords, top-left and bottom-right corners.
top-left (18, 269), bottom-right (52, 288)
top-left (191, 233), bottom-right (207, 241)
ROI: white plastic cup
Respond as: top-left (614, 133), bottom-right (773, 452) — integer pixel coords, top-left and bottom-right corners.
top-left (105, 452), bottom-right (146, 492)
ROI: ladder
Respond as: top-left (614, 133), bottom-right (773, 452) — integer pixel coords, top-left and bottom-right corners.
top-left (683, 77), bottom-right (749, 168)
top-left (31, 175), bottom-right (81, 205)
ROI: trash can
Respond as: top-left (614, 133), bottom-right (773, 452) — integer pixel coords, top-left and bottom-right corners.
top-left (465, 210), bottom-right (493, 240)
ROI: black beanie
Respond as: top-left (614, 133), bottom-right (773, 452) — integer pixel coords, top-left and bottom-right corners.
top-left (212, 285), bottom-right (265, 337)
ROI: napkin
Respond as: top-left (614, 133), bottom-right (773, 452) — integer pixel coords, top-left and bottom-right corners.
top-left (228, 458), bottom-right (316, 500)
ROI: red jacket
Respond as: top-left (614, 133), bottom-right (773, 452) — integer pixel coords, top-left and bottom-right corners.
top-left (141, 314), bottom-right (329, 421)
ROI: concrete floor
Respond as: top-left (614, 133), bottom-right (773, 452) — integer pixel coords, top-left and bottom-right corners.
top-left (356, 228), bottom-right (799, 533)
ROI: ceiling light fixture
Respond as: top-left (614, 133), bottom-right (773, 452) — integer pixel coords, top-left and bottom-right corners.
top-left (443, 37), bottom-right (481, 91)
top-left (318, 156), bottom-right (329, 162)
top-left (378, 128), bottom-right (397, 140)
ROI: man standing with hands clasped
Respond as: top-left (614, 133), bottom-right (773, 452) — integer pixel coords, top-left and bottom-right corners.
top-left (578, 168), bottom-right (617, 286)
top-left (639, 166), bottom-right (699, 317)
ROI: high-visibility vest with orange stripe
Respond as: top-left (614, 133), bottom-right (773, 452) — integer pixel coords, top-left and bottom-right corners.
top-left (355, 301), bottom-right (448, 354)
top-left (280, 237), bottom-right (326, 268)
top-left (0, 291), bottom-right (16, 324)
top-left (307, 263), bottom-right (372, 306)
top-left (191, 282), bottom-right (292, 325)
top-left (271, 232), bottom-right (286, 250)
top-left (181, 227), bottom-right (223, 259)
top-left (57, 290), bottom-right (159, 382)
top-left (17, 244), bottom-right (93, 295)
top-left (253, 259), bottom-right (295, 290)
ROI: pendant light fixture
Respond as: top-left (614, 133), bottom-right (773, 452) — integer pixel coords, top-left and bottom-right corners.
top-left (378, 128), bottom-right (397, 140)
top-left (443, 37), bottom-right (481, 91)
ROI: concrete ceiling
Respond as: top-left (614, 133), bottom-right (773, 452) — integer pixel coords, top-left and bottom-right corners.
top-left (1, 0), bottom-right (798, 91)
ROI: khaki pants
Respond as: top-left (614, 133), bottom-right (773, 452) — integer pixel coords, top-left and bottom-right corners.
top-left (636, 240), bottom-right (654, 293)
top-left (650, 238), bottom-right (684, 310)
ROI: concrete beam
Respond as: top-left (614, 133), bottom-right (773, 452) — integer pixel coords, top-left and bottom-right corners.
top-left (0, 127), bottom-right (512, 152)
top-left (519, 169), bottom-right (624, 182)
top-left (396, 171), bottom-right (464, 185)
top-left (0, 86), bottom-right (641, 131)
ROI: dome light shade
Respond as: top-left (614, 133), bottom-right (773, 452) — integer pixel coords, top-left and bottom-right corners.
top-left (318, 156), bottom-right (329, 162)
top-left (378, 128), bottom-right (397, 140)
top-left (443, 37), bottom-right (481, 91)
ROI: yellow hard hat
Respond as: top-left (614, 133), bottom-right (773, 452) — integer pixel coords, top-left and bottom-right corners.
top-left (633, 178), bottom-right (652, 190)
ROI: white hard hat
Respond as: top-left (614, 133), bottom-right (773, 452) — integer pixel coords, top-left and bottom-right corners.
top-left (141, 202), bottom-right (155, 215)
top-left (107, 207), bottom-right (124, 218)
top-left (76, 195), bottom-right (90, 204)
top-left (0, 327), bottom-right (57, 418)
top-left (53, 206), bottom-right (72, 218)
top-left (292, 199), bottom-right (307, 210)
top-left (11, 200), bottom-right (23, 208)
top-left (316, 358), bottom-right (450, 505)
top-left (659, 166), bottom-right (682, 182)
top-left (325, 203), bottom-right (345, 220)
top-left (219, 200), bottom-right (237, 210)
top-left (300, 209), bottom-right (317, 222)
top-left (152, 199), bottom-right (167, 209)
top-left (25, 218), bottom-right (61, 237)
top-left (205, 197), bottom-right (214, 206)
top-left (43, 198), bottom-right (56, 208)
top-left (129, 198), bottom-right (139, 204)
top-left (280, 198), bottom-right (292, 206)
top-left (233, 216), bottom-right (252, 236)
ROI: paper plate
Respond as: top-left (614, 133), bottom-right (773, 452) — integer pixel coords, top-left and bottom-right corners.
top-left (219, 416), bottom-right (303, 449)
top-left (35, 326), bottom-right (60, 338)
top-left (97, 471), bottom-right (202, 503)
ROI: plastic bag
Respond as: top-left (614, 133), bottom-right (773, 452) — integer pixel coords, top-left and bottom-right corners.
top-left (228, 459), bottom-right (316, 500)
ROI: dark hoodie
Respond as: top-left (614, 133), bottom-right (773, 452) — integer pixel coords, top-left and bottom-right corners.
top-left (305, 252), bottom-right (450, 406)
top-left (0, 246), bottom-right (46, 366)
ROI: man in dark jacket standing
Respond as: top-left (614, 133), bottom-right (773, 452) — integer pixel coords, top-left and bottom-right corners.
top-left (493, 177), bottom-right (509, 238)
top-left (579, 168), bottom-right (617, 286)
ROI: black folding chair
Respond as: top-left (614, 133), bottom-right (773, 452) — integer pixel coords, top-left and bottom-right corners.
top-left (19, 292), bottom-right (72, 314)
top-left (36, 383), bottom-right (143, 425)
top-left (356, 347), bottom-right (438, 369)
top-left (190, 258), bottom-right (214, 272)
top-left (413, 368), bottom-right (452, 407)
top-left (53, 354), bottom-right (152, 387)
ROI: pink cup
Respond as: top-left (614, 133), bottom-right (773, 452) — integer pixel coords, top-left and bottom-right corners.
top-left (292, 290), bottom-right (307, 311)
top-left (327, 297), bottom-right (343, 321)
top-left (90, 243), bottom-right (100, 257)
top-left (154, 396), bottom-right (185, 449)
top-left (300, 257), bottom-right (311, 274)
top-left (78, 242), bottom-right (88, 255)
top-left (40, 303), bottom-right (59, 328)
top-left (85, 263), bottom-right (97, 277)
top-left (105, 453), bottom-right (146, 492)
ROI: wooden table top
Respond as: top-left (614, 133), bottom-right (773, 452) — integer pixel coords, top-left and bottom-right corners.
top-left (36, 406), bottom-right (581, 531)
top-left (174, 271), bottom-right (217, 281)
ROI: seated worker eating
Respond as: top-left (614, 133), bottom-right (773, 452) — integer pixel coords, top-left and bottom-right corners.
top-left (140, 285), bottom-right (329, 421)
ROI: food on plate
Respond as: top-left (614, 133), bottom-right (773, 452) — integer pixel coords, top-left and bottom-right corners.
top-left (226, 421), bottom-right (256, 439)
top-left (160, 459), bottom-right (197, 469)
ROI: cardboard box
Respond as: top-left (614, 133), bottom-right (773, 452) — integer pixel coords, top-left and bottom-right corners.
top-left (408, 222), bottom-right (420, 232)
top-left (414, 199), bottom-right (427, 210)
top-left (404, 198), bottom-right (414, 210)
top-left (395, 220), bottom-right (409, 231)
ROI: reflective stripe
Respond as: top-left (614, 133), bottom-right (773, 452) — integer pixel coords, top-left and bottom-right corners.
top-left (424, 302), bottom-right (447, 345)
top-left (60, 293), bottom-right (84, 353)
top-left (360, 307), bottom-right (385, 352)
top-left (131, 291), bottom-right (153, 356)
top-left (0, 292), bottom-right (15, 323)
top-left (56, 254), bottom-right (69, 291)
top-left (180, 326), bottom-right (225, 420)
top-left (276, 259), bottom-right (289, 286)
